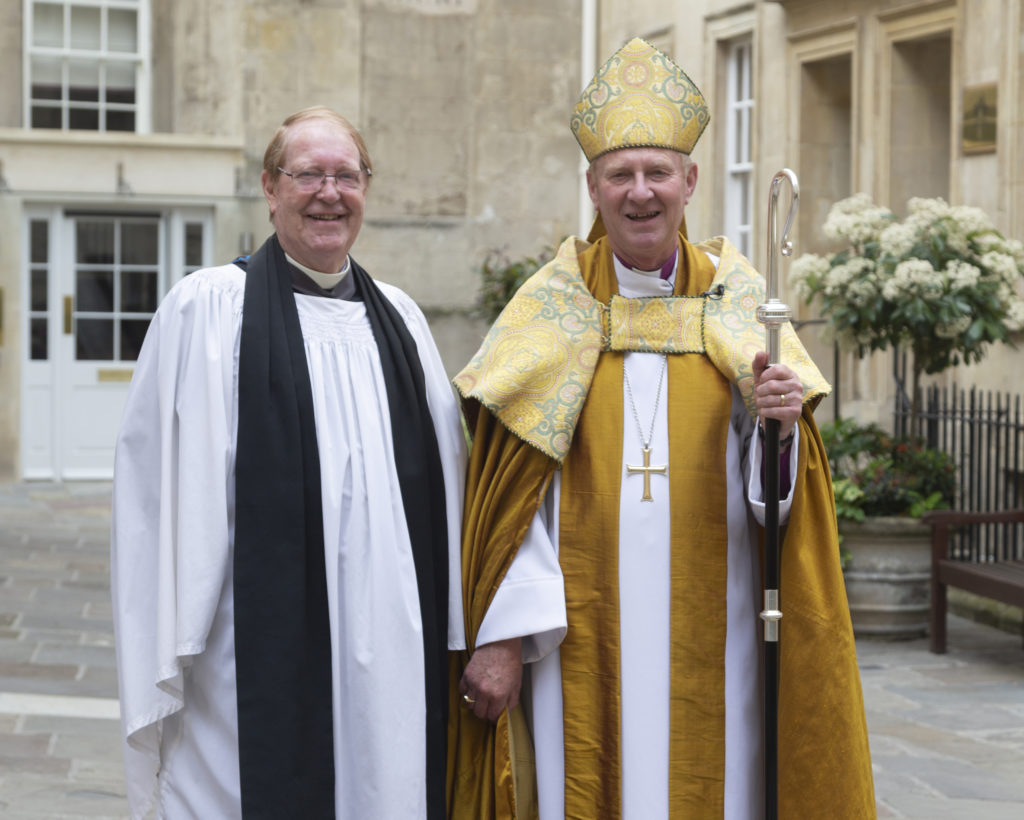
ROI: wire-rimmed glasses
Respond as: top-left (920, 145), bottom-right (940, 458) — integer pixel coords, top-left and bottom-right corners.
top-left (277, 166), bottom-right (371, 192)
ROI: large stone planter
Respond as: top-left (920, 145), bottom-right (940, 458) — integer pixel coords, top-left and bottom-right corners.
top-left (840, 516), bottom-right (931, 639)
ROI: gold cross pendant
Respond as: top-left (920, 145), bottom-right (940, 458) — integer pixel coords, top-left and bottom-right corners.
top-left (626, 446), bottom-right (667, 502)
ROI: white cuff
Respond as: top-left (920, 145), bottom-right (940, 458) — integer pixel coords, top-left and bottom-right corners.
top-left (476, 504), bottom-right (567, 661)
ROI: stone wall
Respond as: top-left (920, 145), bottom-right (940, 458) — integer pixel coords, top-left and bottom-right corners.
top-left (152, 0), bottom-right (583, 375)
top-left (0, 0), bottom-right (585, 478)
top-left (0, 4), bottom-right (22, 127)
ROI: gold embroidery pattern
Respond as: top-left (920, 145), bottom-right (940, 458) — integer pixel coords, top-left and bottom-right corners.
top-left (455, 235), bottom-right (832, 462)
top-left (606, 294), bottom-right (705, 354)
top-left (698, 237), bottom-right (832, 418)
top-left (454, 238), bottom-right (603, 462)
top-left (571, 37), bottom-right (710, 162)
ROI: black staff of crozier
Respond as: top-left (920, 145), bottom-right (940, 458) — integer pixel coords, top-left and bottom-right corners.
top-left (757, 168), bottom-right (799, 820)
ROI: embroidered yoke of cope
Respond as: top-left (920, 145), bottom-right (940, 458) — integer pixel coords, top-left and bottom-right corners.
top-left (447, 234), bottom-right (875, 819)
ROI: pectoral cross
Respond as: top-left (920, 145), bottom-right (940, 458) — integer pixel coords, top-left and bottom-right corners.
top-left (626, 446), bottom-right (667, 502)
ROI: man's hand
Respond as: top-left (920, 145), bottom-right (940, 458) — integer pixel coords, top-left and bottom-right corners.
top-left (459, 637), bottom-right (523, 723)
top-left (752, 351), bottom-right (802, 441)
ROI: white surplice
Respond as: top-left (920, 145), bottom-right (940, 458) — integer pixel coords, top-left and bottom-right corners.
top-left (476, 254), bottom-right (799, 820)
top-left (111, 262), bottom-right (467, 820)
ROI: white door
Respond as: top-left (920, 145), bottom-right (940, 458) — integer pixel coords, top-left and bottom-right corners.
top-left (21, 207), bottom-right (210, 479)
top-left (59, 214), bottom-right (162, 478)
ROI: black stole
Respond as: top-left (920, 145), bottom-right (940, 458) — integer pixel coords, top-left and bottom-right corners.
top-left (233, 234), bottom-right (449, 819)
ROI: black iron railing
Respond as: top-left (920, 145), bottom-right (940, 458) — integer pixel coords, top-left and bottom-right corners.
top-left (894, 382), bottom-right (1024, 563)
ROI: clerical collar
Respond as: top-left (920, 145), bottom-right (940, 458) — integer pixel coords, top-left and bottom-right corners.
top-left (613, 249), bottom-right (677, 296)
top-left (285, 253), bottom-right (357, 300)
top-left (612, 249), bottom-right (678, 281)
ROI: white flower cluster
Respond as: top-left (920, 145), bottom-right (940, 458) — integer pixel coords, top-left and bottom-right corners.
top-left (1006, 301), bottom-right (1024, 331)
top-left (791, 192), bottom-right (1024, 367)
top-left (906, 199), bottom-right (982, 255)
top-left (980, 251), bottom-right (1019, 286)
top-left (945, 259), bottom-right (981, 291)
top-left (950, 205), bottom-right (995, 236)
top-left (822, 193), bottom-right (894, 246)
top-left (879, 222), bottom-right (917, 257)
top-left (997, 282), bottom-right (1020, 312)
top-left (824, 257), bottom-right (875, 297)
top-left (787, 253), bottom-right (830, 302)
top-left (906, 197), bottom-right (953, 226)
top-left (1004, 238), bottom-right (1024, 267)
top-left (973, 233), bottom-right (1001, 253)
top-left (882, 259), bottom-right (943, 301)
top-left (845, 277), bottom-right (880, 308)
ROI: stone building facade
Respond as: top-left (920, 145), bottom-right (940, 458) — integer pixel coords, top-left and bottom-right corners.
top-left (1, 0), bottom-right (1021, 480)
top-left (0, 0), bottom-right (582, 479)
top-left (594, 0), bottom-right (1024, 428)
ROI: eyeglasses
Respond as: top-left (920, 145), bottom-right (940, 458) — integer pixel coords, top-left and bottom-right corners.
top-left (277, 166), bottom-right (371, 192)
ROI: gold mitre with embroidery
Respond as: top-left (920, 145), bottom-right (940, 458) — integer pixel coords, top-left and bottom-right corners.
top-left (570, 37), bottom-right (710, 162)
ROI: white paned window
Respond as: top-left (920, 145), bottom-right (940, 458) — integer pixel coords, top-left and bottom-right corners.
top-left (25, 0), bottom-right (149, 132)
top-left (725, 38), bottom-right (753, 258)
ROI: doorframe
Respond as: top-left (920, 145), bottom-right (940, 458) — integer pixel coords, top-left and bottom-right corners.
top-left (19, 203), bottom-right (213, 479)
top-left (20, 204), bottom-right (60, 479)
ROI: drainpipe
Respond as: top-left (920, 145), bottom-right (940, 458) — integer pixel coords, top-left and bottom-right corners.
top-left (578, 0), bottom-right (597, 239)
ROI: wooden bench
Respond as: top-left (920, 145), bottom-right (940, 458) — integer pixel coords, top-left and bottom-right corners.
top-left (921, 508), bottom-right (1024, 654)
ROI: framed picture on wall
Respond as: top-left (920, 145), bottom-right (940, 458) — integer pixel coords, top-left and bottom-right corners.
top-left (962, 83), bottom-right (997, 154)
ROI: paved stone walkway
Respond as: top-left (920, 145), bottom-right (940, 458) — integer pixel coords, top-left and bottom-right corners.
top-left (859, 620), bottom-right (1024, 819)
top-left (0, 481), bottom-right (122, 819)
top-left (0, 481), bottom-right (1022, 819)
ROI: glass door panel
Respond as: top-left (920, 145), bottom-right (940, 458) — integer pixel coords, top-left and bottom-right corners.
top-left (72, 215), bottom-right (159, 362)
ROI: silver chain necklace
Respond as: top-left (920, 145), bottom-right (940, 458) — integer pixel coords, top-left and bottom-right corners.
top-left (623, 356), bottom-right (669, 502)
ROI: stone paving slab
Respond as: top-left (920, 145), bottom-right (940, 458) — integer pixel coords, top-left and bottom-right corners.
top-left (0, 482), bottom-right (126, 819)
top-left (1, 480), bottom-right (1023, 819)
top-left (859, 614), bottom-right (1024, 818)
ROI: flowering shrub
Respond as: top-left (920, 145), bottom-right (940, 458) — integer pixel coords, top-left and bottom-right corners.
top-left (790, 195), bottom-right (1024, 409)
top-left (821, 418), bottom-right (956, 522)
